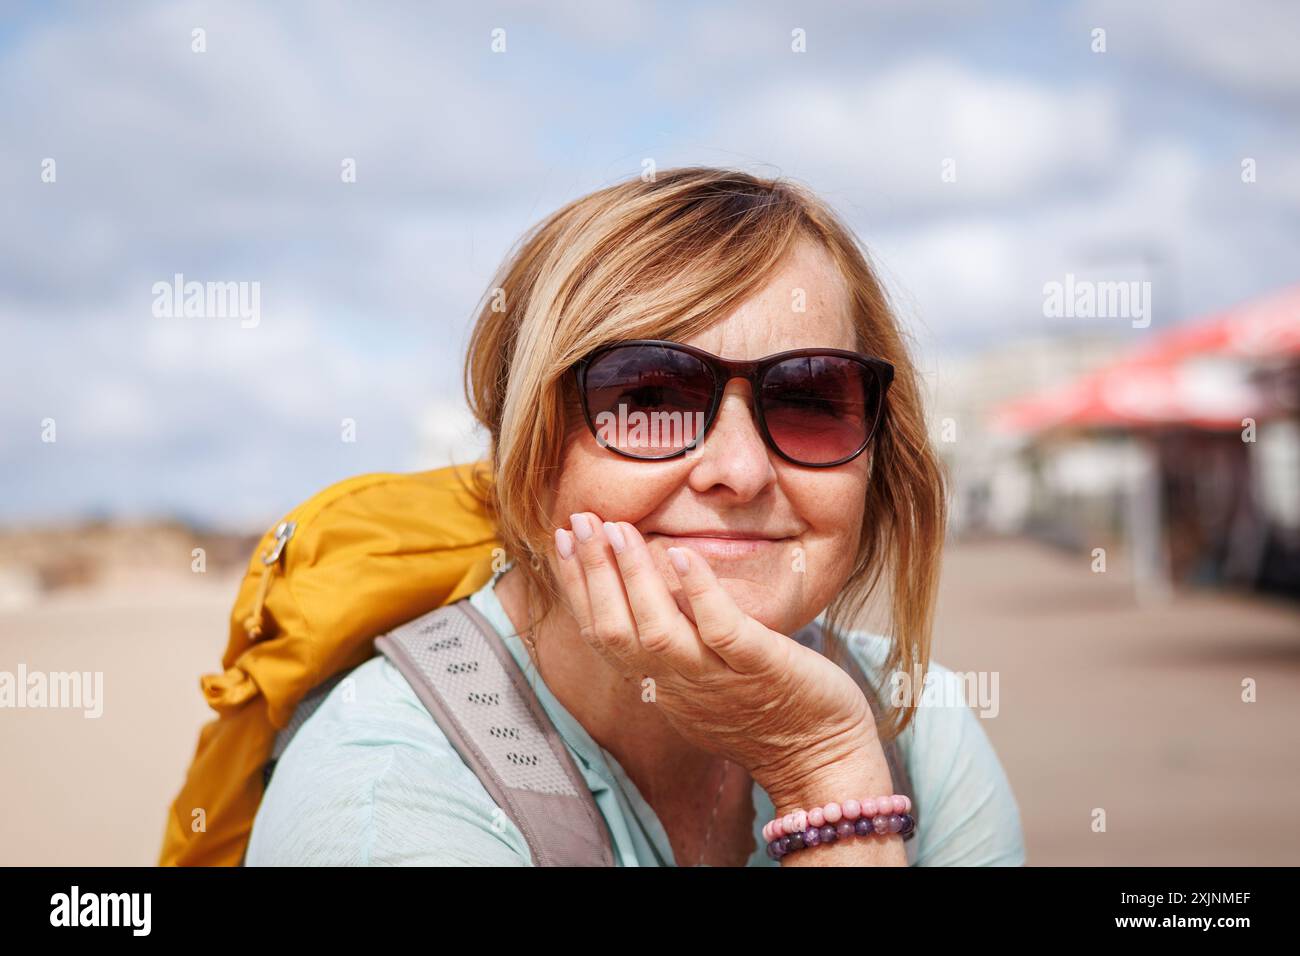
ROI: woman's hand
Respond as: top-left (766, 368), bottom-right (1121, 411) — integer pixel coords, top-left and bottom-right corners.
top-left (552, 511), bottom-right (884, 805)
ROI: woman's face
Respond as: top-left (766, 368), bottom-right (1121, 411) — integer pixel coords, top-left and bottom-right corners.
top-left (547, 237), bottom-right (873, 637)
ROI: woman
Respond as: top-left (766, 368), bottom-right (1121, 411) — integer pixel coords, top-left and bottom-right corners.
top-left (245, 167), bottom-right (1025, 866)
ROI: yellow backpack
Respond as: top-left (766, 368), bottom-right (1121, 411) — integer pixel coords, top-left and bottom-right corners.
top-left (158, 461), bottom-right (501, 866)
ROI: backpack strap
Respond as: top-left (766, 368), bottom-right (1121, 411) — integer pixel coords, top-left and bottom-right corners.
top-left (790, 619), bottom-right (918, 839)
top-left (375, 600), bottom-right (615, 867)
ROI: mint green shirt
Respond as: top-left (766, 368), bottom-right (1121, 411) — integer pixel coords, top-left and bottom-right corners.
top-left (245, 571), bottom-right (1026, 866)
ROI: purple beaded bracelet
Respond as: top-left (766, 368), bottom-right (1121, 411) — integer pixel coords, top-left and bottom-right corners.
top-left (763, 797), bottom-right (916, 861)
top-left (765, 812), bottom-right (915, 860)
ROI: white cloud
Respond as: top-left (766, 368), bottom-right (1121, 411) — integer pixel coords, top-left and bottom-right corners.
top-left (713, 58), bottom-right (1120, 214)
top-left (1081, 0), bottom-right (1300, 102)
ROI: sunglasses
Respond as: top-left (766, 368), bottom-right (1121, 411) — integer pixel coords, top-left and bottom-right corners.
top-left (573, 339), bottom-right (894, 467)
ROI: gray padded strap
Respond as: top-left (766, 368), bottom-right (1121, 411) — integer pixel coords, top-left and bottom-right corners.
top-left (375, 600), bottom-right (615, 867)
top-left (270, 672), bottom-right (344, 762)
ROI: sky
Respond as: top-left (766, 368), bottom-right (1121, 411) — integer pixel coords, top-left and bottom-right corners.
top-left (2, 0), bottom-right (1297, 528)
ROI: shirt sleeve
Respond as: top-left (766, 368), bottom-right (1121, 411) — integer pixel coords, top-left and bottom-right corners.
top-left (244, 656), bottom-right (533, 867)
top-left (844, 633), bottom-right (1027, 866)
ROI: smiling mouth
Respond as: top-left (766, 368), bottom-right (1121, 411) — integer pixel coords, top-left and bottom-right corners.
top-left (644, 532), bottom-right (790, 559)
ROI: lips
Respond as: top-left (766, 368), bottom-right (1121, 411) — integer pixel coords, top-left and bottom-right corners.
top-left (644, 531), bottom-right (790, 559)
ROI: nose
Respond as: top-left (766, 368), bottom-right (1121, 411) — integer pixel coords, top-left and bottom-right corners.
top-left (684, 380), bottom-right (777, 500)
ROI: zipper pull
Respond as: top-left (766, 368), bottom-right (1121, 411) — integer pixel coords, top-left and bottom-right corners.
top-left (262, 521), bottom-right (296, 565)
top-left (244, 521), bottom-right (297, 641)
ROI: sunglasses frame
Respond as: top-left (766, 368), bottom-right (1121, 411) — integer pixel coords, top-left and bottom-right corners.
top-left (573, 338), bottom-right (895, 468)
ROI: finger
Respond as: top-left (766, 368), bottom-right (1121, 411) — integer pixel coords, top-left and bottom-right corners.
top-left (569, 512), bottom-right (640, 668)
top-left (665, 545), bottom-right (777, 674)
top-left (554, 522), bottom-right (635, 673)
top-left (552, 526), bottom-right (595, 637)
top-left (604, 520), bottom-right (721, 676)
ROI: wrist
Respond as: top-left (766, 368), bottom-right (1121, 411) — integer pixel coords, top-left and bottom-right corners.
top-left (755, 723), bottom-right (892, 815)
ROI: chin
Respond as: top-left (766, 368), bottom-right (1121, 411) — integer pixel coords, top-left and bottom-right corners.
top-left (713, 577), bottom-right (804, 635)
top-left (649, 549), bottom-right (812, 634)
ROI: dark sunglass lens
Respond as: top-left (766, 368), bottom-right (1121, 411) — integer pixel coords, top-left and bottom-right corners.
top-left (583, 345), bottom-right (713, 457)
top-left (761, 357), bottom-right (879, 464)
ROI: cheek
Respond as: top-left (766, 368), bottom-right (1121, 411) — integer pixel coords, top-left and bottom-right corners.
top-left (787, 467), bottom-right (868, 554)
top-left (550, 437), bottom-right (682, 527)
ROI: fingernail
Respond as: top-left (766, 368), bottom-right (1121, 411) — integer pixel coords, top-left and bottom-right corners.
top-left (603, 521), bottom-right (626, 553)
top-left (555, 528), bottom-right (574, 560)
top-left (570, 513), bottom-right (593, 542)
top-left (667, 547), bottom-right (689, 574)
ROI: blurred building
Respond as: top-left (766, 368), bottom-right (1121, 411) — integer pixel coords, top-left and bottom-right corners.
top-left (939, 286), bottom-right (1300, 601)
top-left (930, 330), bottom-right (1131, 538)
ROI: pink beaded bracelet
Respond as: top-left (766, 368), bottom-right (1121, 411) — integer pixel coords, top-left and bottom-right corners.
top-left (763, 796), bottom-right (915, 860)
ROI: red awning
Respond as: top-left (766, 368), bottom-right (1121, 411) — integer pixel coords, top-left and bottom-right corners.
top-left (991, 357), bottom-right (1265, 434)
top-left (990, 285), bottom-right (1299, 436)
top-left (1126, 284), bottom-right (1300, 363)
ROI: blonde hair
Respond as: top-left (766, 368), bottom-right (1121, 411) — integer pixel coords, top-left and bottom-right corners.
top-left (462, 167), bottom-right (946, 741)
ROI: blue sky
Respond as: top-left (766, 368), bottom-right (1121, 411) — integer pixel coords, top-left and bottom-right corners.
top-left (2, 0), bottom-right (1297, 528)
